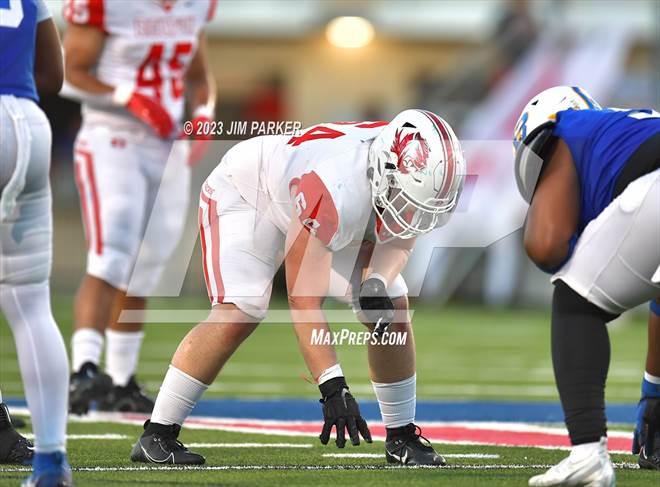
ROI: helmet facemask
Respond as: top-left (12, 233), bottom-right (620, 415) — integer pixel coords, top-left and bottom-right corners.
top-left (369, 153), bottom-right (459, 240)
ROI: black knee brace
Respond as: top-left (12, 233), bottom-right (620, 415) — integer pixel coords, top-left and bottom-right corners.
top-left (551, 280), bottom-right (619, 445)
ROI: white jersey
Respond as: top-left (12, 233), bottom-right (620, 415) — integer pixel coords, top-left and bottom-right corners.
top-left (63, 0), bottom-right (216, 130)
top-left (221, 121), bottom-right (389, 251)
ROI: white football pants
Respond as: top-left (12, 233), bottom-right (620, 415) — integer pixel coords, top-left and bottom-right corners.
top-left (0, 95), bottom-right (69, 453)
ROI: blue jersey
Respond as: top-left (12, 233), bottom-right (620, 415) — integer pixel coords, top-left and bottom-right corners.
top-left (0, 0), bottom-right (50, 102)
top-left (553, 108), bottom-right (660, 234)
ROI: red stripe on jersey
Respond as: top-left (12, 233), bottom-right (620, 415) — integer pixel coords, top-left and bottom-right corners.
top-left (198, 206), bottom-right (212, 301)
top-left (73, 159), bottom-right (91, 251)
top-left (208, 198), bottom-right (224, 303)
top-left (355, 121), bottom-right (388, 128)
top-left (207, 0), bottom-right (218, 21)
top-left (422, 110), bottom-right (456, 200)
top-left (63, 0), bottom-right (105, 30)
top-left (75, 148), bottom-right (103, 255)
top-left (200, 191), bottom-right (224, 304)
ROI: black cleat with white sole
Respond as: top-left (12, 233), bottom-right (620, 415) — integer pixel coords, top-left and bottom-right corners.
top-left (130, 421), bottom-right (205, 465)
top-left (385, 423), bottom-right (446, 466)
top-left (0, 403), bottom-right (33, 465)
top-left (98, 376), bottom-right (154, 413)
top-left (69, 362), bottom-right (113, 415)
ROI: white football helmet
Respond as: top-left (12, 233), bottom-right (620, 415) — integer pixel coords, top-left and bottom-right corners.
top-left (513, 86), bottom-right (601, 202)
top-left (367, 109), bottom-right (465, 240)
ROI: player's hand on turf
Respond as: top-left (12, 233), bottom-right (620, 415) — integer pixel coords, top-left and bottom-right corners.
top-left (113, 86), bottom-right (173, 138)
top-left (358, 277), bottom-right (394, 337)
top-left (319, 377), bottom-right (372, 448)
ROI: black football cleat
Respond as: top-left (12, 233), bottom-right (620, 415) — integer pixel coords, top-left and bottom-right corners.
top-left (130, 421), bottom-right (205, 465)
top-left (385, 423), bottom-right (446, 466)
top-left (0, 403), bottom-right (33, 465)
top-left (638, 398), bottom-right (660, 470)
top-left (98, 376), bottom-right (154, 413)
top-left (69, 362), bottom-right (113, 415)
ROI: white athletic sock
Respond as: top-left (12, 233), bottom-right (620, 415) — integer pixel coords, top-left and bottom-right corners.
top-left (0, 283), bottom-right (69, 453)
top-left (644, 371), bottom-right (660, 384)
top-left (151, 365), bottom-right (208, 426)
top-left (0, 388), bottom-right (3, 403)
top-left (71, 328), bottom-right (104, 372)
top-left (105, 329), bottom-right (144, 387)
top-left (372, 374), bottom-right (416, 428)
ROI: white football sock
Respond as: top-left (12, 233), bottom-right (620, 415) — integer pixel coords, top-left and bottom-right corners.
top-left (105, 329), bottom-right (144, 387)
top-left (71, 328), bottom-right (104, 372)
top-left (0, 388), bottom-right (3, 403)
top-left (0, 283), bottom-right (68, 453)
top-left (151, 365), bottom-right (208, 426)
top-left (644, 371), bottom-right (660, 384)
top-left (372, 374), bottom-right (416, 428)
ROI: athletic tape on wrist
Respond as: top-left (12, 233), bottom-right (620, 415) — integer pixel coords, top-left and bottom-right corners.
top-left (318, 363), bottom-right (344, 385)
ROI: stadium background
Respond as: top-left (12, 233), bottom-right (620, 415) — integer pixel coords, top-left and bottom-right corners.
top-left (0, 0), bottom-right (658, 476)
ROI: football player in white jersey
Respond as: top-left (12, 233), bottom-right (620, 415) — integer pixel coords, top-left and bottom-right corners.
top-left (60, 0), bottom-right (217, 414)
top-left (130, 110), bottom-right (466, 466)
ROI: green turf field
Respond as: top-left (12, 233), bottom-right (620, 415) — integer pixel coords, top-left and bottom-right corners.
top-left (0, 295), bottom-right (652, 486)
top-left (0, 420), bottom-right (655, 486)
top-left (0, 294), bottom-right (649, 402)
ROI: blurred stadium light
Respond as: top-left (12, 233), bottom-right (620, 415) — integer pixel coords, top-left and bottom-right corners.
top-left (325, 16), bottom-right (375, 49)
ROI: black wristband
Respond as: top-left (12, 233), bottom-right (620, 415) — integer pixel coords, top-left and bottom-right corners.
top-left (319, 376), bottom-right (348, 399)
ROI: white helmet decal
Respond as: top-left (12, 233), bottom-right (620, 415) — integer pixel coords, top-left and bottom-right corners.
top-left (391, 128), bottom-right (431, 179)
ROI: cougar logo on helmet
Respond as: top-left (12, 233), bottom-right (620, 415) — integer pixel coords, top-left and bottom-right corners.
top-left (391, 128), bottom-right (430, 177)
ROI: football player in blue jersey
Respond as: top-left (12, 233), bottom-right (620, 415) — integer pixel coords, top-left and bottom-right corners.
top-left (512, 86), bottom-right (660, 486)
top-left (0, 0), bottom-right (72, 485)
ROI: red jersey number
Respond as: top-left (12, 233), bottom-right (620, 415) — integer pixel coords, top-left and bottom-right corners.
top-left (136, 42), bottom-right (194, 101)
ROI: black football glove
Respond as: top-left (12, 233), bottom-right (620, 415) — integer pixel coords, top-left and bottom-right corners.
top-left (358, 277), bottom-right (395, 337)
top-left (319, 377), bottom-right (372, 448)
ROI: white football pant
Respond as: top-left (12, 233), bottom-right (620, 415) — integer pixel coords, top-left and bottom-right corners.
top-left (553, 169), bottom-right (660, 314)
top-left (73, 121), bottom-right (190, 295)
top-left (0, 95), bottom-right (69, 453)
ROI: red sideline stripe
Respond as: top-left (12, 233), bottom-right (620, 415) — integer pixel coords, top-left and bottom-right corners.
top-left (422, 110), bottom-right (455, 200)
top-left (75, 148), bottom-right (103, 255)
top-left (163, 418), bottom-right (632, 453)
top-left (200, 192), bottom-right (224, 303)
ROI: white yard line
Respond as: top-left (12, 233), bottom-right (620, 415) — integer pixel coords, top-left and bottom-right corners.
top-left (322, 453), bottom-right (501, 459)
top-left (0, 463), bottom-right (641, 472)
top-left (22, 434), bottom-right (129, 440)
top-left (188, 443), bottom-right (313, 448)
